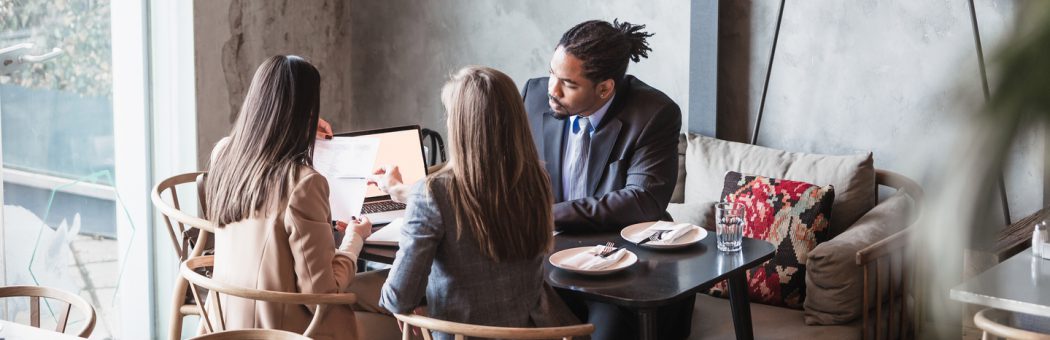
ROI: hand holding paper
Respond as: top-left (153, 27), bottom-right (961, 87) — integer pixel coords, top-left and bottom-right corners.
top-left (313, 136), bottom-right (381, 221)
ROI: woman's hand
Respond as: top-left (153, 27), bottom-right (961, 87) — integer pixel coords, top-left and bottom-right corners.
top-left (317, 118), bottom-right (334, 140)
top-left (349, 216), bottom-right (373, 240)
top-left (336, 217), bottom-right (369, 252)
top-left (368, 165), bottom-right (404, 193)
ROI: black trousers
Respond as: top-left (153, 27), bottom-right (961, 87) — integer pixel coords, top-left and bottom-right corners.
top-left (557, 290), bottom-right (695, 340)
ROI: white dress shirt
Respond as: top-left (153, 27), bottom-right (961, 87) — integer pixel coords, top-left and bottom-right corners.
top-left (561, 95), bottom-right (615, 201)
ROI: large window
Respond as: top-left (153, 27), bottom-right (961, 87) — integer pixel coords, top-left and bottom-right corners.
top-left (0, 0), bottom-right (199, 337)
top-left (1, 0), bottom-right (139, 338)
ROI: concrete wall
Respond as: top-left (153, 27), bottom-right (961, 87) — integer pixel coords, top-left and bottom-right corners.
top-left (717, 0), bottom-right (1042, 220)
top-left (194, 0), bottom-right (690, 166)
top-left (194, 0), bottom-right (354, 167)
top-left (344, 0), bottom-right (689, 137)
top-left (192, 0), bottom-right (1041, 221)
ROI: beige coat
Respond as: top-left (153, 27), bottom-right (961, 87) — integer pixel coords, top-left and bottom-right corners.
top-left (207, 160), bottom-right (359, 340)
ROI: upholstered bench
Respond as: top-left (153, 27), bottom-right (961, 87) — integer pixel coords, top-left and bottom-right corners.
top-left (669, 134), bottom-right (922, 340)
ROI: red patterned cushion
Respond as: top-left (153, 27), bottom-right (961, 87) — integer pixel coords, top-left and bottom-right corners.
top-left (708, 171), bottom-right (835, 309)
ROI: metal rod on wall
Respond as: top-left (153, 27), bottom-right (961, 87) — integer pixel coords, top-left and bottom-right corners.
top-left (751, 0), bottom-right (786, 145)
top-left (967, 0), bottom-right (1012, 225)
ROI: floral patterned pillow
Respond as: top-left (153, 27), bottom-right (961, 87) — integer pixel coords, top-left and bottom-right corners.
top-left (708, 171), bottom-right (835, 309)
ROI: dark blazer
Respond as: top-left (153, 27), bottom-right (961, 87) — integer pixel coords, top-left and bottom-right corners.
top-left (380, 176), bottom-right (578, 340)
top-left (522, 75), bottom-right (682, 233)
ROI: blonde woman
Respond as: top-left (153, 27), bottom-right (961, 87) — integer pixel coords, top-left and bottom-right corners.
top-left (378, 66), bottom-right (578, 339)
top-left (204, 55), bottom-right (391, 340)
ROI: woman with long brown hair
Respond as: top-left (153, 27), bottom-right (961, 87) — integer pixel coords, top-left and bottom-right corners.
top-left (378, 66), bottom-right (577, 339)
top-left (204, 55), bottom-right (392, 340)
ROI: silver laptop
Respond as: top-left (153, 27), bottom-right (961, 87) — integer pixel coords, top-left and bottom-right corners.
top-left (336, 125), bottom-right (428, 225)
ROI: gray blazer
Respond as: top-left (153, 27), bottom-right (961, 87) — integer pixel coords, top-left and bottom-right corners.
top-left (522, 75), bottom-right (682, 233)
top-left (379, 175), bottom-right (577, 340)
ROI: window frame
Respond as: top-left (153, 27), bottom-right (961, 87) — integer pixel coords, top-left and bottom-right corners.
top-left (111, 0), bottom-right (155, 338)
top-left (145, 0), bottom-right (199, 337)
top-left (114, 0), bottom-right (200, 337)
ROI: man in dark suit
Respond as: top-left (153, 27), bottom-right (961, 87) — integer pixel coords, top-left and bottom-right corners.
top-left (522, 20), bottom-right (681, 234)
top-left (522, 20), bottom-right (687, 340)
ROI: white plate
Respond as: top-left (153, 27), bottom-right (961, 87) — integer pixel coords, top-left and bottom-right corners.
top-left (620, 221), bottom-right (707, 249)
top-left (549, 246), bottom-right (638, 275)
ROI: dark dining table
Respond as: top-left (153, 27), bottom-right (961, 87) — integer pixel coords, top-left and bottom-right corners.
top-left (361, 230), bottom-right (775, 340)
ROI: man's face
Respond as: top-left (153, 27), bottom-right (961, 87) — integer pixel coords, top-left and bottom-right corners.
top-left (547, 46), bottom-right (607, 117)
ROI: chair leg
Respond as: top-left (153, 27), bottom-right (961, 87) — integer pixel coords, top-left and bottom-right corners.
top-left (170, 277), bottom-right (190, 340)
top-left (30, 296), bottom-right (40, 328)
top-left (56, 302), bottom-right (72, 333)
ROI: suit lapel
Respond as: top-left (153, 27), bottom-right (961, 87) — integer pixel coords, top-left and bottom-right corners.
top-left (585, 118), bottom-right (621, 196)
top-left (583, 79), bottom-right (631, 197)
top-left (542, 111), bottom-right (566, 201)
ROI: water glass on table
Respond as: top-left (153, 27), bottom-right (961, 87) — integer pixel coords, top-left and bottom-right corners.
top-left (716, 202), bottom-right (746, 252)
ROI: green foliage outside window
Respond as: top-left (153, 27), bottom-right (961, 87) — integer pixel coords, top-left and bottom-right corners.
top-left (0, 0), bottom-right (111, 97)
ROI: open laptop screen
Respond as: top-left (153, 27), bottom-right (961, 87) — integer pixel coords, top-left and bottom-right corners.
top-left (337, 125), bottom-right (427, 200)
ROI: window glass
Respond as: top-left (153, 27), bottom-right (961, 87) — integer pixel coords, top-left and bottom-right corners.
top-left (1, 1), bottom-right (123, 338)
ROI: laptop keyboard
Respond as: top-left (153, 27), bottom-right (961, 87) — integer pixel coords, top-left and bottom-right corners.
top-left (361, 200), bottom-right (407, 214)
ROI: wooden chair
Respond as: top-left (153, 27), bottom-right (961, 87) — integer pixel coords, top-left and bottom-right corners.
top-left (856, 169), bottom-right (925, 340)
top-left (189, 329), bottom-right (311, 340)
top-left (974, 309), bottom-right (1050, 340)
top-left (181, 255), bottom-right (359, 338)
top-left (0, 285), bottom-right (97, 338)
top-left (394, 313), bottom-right (594, 340)
top-left (152, 171), bottom-right (217, 340)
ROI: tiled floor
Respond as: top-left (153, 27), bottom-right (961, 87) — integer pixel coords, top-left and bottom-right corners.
top-left (4, 236), bottom-right (120, 339)
top-left (3, 206), bottom-right (121, 339)
top-left (69, 234), bottom-right (120, 340)
top-left (69, 235), bottom-right (120, 340)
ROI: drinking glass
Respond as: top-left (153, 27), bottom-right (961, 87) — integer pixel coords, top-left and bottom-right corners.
top-left (716, 202), bottom-right (746, 252)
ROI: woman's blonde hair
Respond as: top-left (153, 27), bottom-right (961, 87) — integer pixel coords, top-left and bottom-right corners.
top-left (435, 66), bottom-right (554, 262)
top-left (206, 55), bottom-right (321, 225)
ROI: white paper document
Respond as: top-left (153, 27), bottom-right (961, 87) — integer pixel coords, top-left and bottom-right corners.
top-left (365, 217), bottom-right (405, 246)
top-left (314, 137), bottom-right (381, 178)
top-left (326, 179), bottom-right (368, 222)
top-left (313, 137), bottom-right (380, 222)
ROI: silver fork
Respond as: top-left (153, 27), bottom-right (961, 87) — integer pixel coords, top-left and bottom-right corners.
top-left (638, 230), bottom-right (670, 245)
top-left (597, 242), bottom-right (619, 258)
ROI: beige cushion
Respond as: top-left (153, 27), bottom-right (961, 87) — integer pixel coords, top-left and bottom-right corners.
top-left (682, 134), bottom-right (876, 236)
top-left (690, 294), bottom-right (861, 340)
top-left (670, 134), bottom-right (688, 204)
top-left (667, 201), bottom-right (716, 229)
top-left (803, 192), bottom-right (913, 325)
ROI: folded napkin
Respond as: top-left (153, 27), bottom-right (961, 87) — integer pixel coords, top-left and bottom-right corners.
top-left (560, 245), bottom-right (627, 270)
top-left (631, 221), bottom-right (694, 245)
